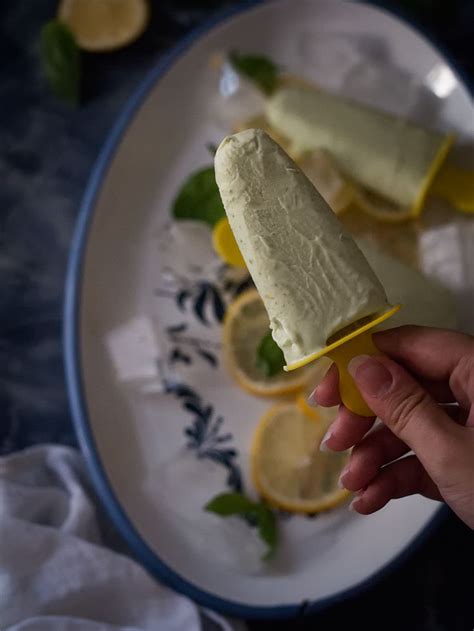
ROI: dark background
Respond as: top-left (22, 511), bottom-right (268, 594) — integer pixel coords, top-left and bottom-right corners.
top-left (1, 1), bottom-right (473, 629)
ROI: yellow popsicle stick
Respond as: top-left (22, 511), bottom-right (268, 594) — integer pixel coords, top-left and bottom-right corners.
top-left (430, 163), bottom-right (474, 213)
top-left (411, 134), bottom-right (454, 217)
top-left (327, 330), bottom-right (383, 417)
top-left (285, 305), bottom-right (401, 417)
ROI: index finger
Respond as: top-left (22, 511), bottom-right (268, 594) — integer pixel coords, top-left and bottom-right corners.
top-left (312, 363), bottom-right (341, 407)
top-left (310, 364), bottom-right (376, 452)
top-left (373, 325), bottom-right (473, 382)
top-left (309, 340), bottom-right (456, 407)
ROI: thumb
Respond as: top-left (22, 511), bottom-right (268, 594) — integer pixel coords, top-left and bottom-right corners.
top-left (348, 355), bottom-right (462, 476)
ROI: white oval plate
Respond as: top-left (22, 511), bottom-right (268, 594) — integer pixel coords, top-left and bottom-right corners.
top-left (65, 0), bottom-right (474, 619)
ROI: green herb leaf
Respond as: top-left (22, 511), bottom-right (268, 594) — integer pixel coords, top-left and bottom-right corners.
top-left (40, 20), bottom-right (81, 105)
top-left (172, 166), bottom-right (225, 227)
top-left (256, 504), bottom-right (278, 560)
top-left (205, 492), bottom-right (278, 560)
top-left (205, 492), bottom-right (256, 516)
top-left (206, 143), bottom-right (218, 157)
top-left (256, 330), bottom-right (285, 377)
top-left (229, 51), bottom-right (279, 95)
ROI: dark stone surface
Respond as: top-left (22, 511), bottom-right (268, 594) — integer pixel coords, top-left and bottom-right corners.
top-left (1, 1), bottom-right (472, 628)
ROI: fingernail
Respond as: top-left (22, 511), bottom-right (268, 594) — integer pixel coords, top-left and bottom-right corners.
top-left (348, 498), bottom-right (359, 512)
top-left (348, 356), bottom-right (393, 397)
top-left (349, 491), bottom-right (363, 512)
top-left (347, 354), bottom-right (371, 377)
top-left (307, 388), bottom-right (318, 407)
top-left (319, 428), bottom-right (333, 452)
top-left (338, 464), bottom-right (350, 489)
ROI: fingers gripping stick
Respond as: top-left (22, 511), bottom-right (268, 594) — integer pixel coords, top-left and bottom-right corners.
top-left (287, 305), bottom-right (401, 417)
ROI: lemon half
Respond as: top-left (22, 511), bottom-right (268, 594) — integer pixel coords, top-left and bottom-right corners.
top-left (59, 0), bottom-right (149, 52)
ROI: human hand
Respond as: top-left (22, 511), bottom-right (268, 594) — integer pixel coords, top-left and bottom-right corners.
top-left (311, 326), bottom-right (474, 528)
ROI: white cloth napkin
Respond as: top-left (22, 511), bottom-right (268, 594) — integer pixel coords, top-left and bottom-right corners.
top-left (0, 445), bottom-right (244, 631)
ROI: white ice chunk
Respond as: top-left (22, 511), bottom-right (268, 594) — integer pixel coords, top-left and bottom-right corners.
top-left (106, 316), bottom-right (161, 384)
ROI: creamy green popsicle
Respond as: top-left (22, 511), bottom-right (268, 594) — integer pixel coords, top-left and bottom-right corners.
top-left (214, 129), bottom-right (390, 368)
top-left (266, 85), bottom-right (453, 213)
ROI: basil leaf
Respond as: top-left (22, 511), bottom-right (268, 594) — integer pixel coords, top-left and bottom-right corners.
top-left (172, 167), bottom-right (225, 227)
top-left (205, 492), bottom-right (279, 560)
top-left (229, 51), bottom-right (279, 95)
top-left (256, 330), bottom-right (285, 377)
top-left (40, 20), bottom-right (81, 105)
top-left (256, 504), bottom-right (278, 560)
top-left (205, 492), bottom-right (256, 516)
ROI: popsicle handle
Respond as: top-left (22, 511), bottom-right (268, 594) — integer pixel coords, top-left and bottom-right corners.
top-left (431, 164), bottom-right (474, 213)
top-left (327, 330), bottom-right (383, 417)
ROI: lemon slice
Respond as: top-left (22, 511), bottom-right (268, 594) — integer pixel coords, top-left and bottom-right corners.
top-left (252, 403), bottom-right (350, 513)
top-left (213, 217), bottom-right (247, 268)
top-left (223, 289), bottom-right (311, 397)
top-left (58, 0), bottom-right (149, 52)
top-left (355, 189), bottom-right (415, 223)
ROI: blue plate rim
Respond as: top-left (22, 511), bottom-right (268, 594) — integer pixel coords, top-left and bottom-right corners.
top-left (63, 0), bottom-right (466, 619)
